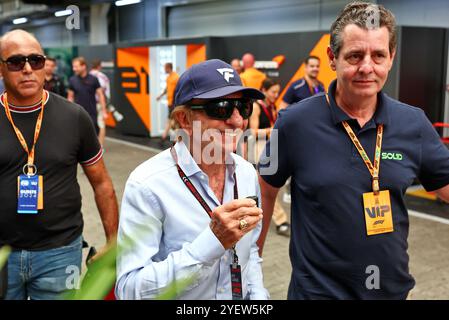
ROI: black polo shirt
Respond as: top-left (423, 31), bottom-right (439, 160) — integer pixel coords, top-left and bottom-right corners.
top-left (69, 74), bottom-right (100, 129)
top-left (282, 77), bottom-right (325, 105)
top-left (259, 80), bottom-right (449, 299)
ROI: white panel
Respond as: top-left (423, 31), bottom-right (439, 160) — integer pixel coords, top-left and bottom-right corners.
top-left (150, 45), bottom-right (187, 137)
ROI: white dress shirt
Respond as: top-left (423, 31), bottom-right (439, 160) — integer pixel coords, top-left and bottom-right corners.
top-left (116, 141), bottom-right (269, 300)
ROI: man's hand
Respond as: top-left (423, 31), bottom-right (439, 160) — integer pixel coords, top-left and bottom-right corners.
top-left (210, 198), bottom-right (263, 249)
top-left (87, 239), bottom-right (116, 265)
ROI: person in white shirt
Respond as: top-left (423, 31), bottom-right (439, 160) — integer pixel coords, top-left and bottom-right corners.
top-left (116, 59), bottom-right (270, 300)
top-left (89, 59), bottom-right (110, 146)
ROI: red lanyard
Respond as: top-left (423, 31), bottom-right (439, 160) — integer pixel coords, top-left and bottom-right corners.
top-left (171, 145), bottom-right (243, 300)
top-left (170, 146), bottom-right (238, 216)
top-left (258, 100), bottom-right (276, 127)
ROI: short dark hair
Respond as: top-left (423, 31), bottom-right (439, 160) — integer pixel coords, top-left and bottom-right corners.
top-left (260, 78), bottom-right (279, 91)
top-left (330, 1), bottom-right (396, 58)
top-left (305, 56), bottom-right (320, 65)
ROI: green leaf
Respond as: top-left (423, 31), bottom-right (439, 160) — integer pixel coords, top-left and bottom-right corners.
top-left (0, 246), bottom-right (11, 270)
top-left (155, 275), bottom-right (197, 300)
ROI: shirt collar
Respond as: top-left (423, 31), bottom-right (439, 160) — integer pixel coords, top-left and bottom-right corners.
top-left (173, 140), bottom-right (202, 177)
top-left (327, 79), bottom-right (390, 127)
top-left (0, 90), bottom-right (50, 113)
top-left (173, 140), bottom-right (238, 178)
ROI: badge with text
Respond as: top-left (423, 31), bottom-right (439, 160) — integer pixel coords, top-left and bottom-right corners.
top-left (230, 263), bottom-right (243, 300)
top-left (363, 190), bottom-right (394, 236)
top-left (17, 174), bottom-right (39, 214)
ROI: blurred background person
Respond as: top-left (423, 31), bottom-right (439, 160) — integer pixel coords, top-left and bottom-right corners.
top-left (90, 59), bottom-right (111, 146)
top-left (231, 58), bottom-right (243, 74)
top-left (279, 55), bottom-right (325, 110)
top-left (249, 78), bottom-right (290, 236)
top-left (240, 53), bottom-right (266, 90)
top-left (68, 57), bottom-right (107, 139)
top-left (156, 62), bottom-right (179, 147)
top-left (43, 57), bottom-right (66, 97)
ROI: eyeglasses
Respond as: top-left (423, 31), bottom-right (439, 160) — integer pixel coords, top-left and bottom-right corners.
top-left (0, 54), bottom-right (46, 72)
top-left (189, 98), bottom-right (254, 120)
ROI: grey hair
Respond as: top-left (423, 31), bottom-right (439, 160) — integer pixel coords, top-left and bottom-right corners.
top-left (330, 1), bottom-right (397, 58)
top-left (170, 105), bottom-right (194, 130)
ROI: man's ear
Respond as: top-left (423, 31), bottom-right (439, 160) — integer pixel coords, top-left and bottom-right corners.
top-left (173, 109), bottom-right (193, 136)
top-left (327, 47), bottom-right (336, 71)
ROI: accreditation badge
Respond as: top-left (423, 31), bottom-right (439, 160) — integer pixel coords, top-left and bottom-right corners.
top-left (230, 263), bottom-right (243, 300)
top-left (17, 175), bottom-right (44, 214)
top-left (17, 175), bottom-right (39, 214)
top-left (362, 190), bottom-right (394, 236)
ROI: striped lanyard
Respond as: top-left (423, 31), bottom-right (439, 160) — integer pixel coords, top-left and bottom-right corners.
top-left (2, 91), bottom-right (47, 175)
top-left (325, 94), bottom-right (383, 195)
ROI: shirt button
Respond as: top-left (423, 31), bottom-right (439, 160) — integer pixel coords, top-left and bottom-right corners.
top-left (219, 288), bottom-right (225, 293)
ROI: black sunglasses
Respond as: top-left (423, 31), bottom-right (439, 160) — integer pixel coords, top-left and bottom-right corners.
top-left (189, 98), bottom-right (254, 120)
top-left (0, 54), bottom-right (46, 72)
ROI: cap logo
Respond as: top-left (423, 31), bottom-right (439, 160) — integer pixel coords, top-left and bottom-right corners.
top-left (216, 68), bottom-right (234, 83)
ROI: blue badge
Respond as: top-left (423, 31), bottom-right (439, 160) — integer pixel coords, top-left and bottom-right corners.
top-left (17, 174), bottom-right (39, 214)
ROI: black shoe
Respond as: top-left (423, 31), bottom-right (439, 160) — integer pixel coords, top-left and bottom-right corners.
top-left (276, 222), bottom-right (290, 236)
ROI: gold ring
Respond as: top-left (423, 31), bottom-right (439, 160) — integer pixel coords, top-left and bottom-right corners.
top-left (239, 219), bottom-right (248, 231)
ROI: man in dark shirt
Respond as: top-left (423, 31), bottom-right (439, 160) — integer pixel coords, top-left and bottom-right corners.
top-left (258, 2), bottom-right (449, 299)
top-left (68, 57), bottom-right (107, 135)
top-left (279, 56), bottom-right (325, 109)
top-left (0, 29), bottom-right (118, 300)
top-left (43, 57), bottom-right (66, 97)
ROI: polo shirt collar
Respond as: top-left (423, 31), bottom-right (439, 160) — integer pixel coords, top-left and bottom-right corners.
top-left (327, 80), bottom-right (390, 127)
top-left (173, 140), bottom-right (238, 178)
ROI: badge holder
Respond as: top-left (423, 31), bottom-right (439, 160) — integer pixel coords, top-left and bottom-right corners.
top-left (17, 164), bottom-right (43, 214)
top-left (230, 247), bottom-right (243, 300)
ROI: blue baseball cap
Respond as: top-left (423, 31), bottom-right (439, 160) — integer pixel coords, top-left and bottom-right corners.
top-left (174, 59), bottom-right (265, 106)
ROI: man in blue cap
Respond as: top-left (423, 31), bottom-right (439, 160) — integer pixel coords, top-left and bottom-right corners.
top-left (116, 59), bottom-right (269, 300)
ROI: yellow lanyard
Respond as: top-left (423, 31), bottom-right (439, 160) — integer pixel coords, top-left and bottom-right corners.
top-left (2, 91), bottom-right (46, 175)
top-left (325, 94), bottom-right (383, 194)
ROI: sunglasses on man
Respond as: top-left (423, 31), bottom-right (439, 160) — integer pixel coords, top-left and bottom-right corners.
top-left (0, 54), bottom-right (46, 72)
top-left (189, 98), bottom-right (254, 120)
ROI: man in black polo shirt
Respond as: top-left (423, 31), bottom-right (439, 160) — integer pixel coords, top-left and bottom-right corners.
top-left (279, 56), bottom-right (325, 110)
top-left (0, 30), bottom-right (118, 300)
top-left (68, 57), bottom-right (107, 136)
top-left (258, 1), bottom-right (449, 299)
